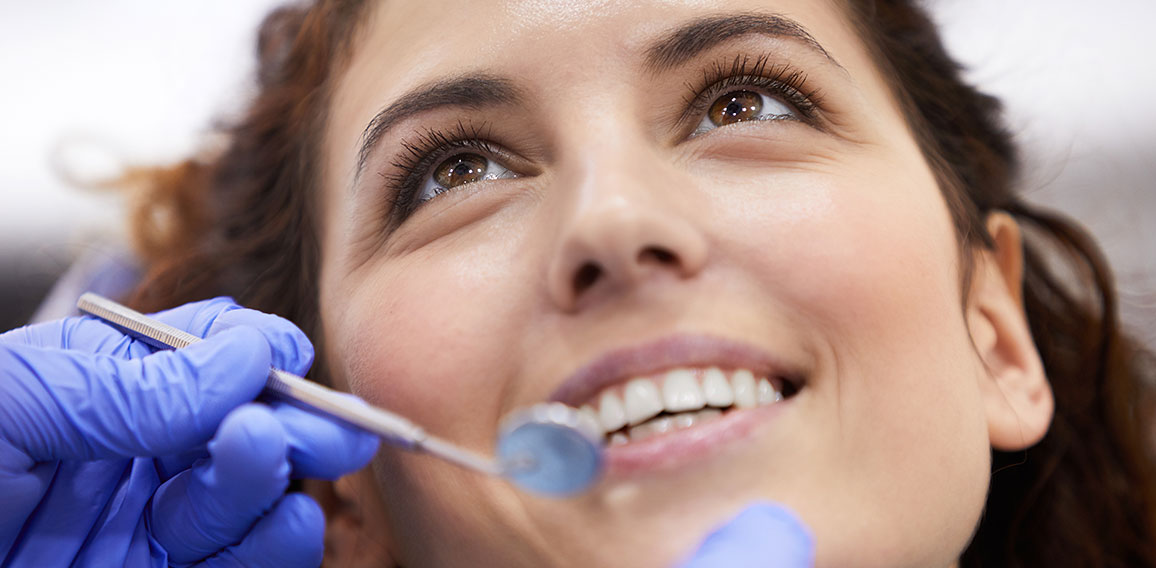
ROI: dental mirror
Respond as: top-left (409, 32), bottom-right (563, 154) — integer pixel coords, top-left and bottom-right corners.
top-left (497, 402), bottom-right (605, 496)
top-left (76, 292), bottom-right (605, 497)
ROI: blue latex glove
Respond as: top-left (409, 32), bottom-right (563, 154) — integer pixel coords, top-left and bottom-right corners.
top-left (678, 503), bottom-right (815, 567)
top-left (0, 298), bottom-right (379, 567)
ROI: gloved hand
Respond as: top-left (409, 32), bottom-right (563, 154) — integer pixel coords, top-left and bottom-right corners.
top-left (0, 298), bottom-right (379, 567)
top-left (678, 503), bottom-right (815, 567)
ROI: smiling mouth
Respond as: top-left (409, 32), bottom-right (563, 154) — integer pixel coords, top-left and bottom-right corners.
top-left (547, 334), bottom-right (807, 461)
top-left (576, 366), bottom-right (802, 446)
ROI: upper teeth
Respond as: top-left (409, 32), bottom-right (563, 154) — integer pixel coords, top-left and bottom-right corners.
top-left (578, 367), bottom-right (784, 437)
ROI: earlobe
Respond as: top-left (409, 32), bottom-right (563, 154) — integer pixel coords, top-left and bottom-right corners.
top-left (306, 470), bottom-right (399, 567)
top-left (968, 212), bottom-right (1054, 451)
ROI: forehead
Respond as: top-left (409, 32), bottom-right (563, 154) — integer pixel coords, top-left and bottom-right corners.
top-left (348, 0), bottom-right (857, 81)
top-left (341, 0), bottom-right (870, 108)
top-left (324, 0), bottom-right (886, 186)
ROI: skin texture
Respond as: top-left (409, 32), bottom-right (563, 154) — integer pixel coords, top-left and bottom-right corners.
top-left (314, 0), bottom-right (1053, 566)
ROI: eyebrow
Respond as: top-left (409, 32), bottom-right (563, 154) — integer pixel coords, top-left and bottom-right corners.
top-left (354, 13), bottom-right (839, 183)
top-left (354, 74), bottom-right (521, 180)
top-left (643, 13), bottom-right (840, 74)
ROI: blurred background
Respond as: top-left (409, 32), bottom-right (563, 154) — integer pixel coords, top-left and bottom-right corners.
top-left (1, 0), bottom-right (1153, 348)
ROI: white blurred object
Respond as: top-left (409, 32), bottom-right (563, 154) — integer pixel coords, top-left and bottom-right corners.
top-left (929, 0), bottom-right (1156, 345)
top-left (0, 0), bottom-right (284, 256)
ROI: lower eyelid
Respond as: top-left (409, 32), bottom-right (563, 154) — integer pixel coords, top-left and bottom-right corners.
top-left (689, 115), bottom-right (795, 139)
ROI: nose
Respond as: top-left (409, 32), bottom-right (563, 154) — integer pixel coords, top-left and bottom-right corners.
top-left (545, 154), bottom-right (709, 312)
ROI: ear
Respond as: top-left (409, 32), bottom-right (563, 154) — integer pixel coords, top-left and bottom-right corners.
top-left (306, 470), bottom-right (399, 567)
top-left (967, 212), bottom-right (1054, 451)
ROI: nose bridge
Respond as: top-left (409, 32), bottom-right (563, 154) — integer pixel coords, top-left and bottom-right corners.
top-left (544, 126), bottom-right (709, 312)
top-left (566, 135), bottom-right (665, 236)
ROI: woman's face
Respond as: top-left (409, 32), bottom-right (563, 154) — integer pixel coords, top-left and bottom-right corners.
top-left (317, 0), bottom-right (999, 566)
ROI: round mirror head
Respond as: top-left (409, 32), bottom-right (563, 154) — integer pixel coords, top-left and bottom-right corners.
top-left (496, 403), bottom-right (603, 496)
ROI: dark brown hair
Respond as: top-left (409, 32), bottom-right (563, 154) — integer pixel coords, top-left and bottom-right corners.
top-left (126, 1), bottom-right (1156, 565)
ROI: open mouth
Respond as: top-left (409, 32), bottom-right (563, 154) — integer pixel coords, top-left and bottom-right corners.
top-left (576, 367), bottom-right (802, 446)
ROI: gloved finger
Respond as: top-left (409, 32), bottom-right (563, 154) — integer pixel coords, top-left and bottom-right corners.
top-left (0, 315), bottom-right (148, 358)
top-left (0, 297), bottom-right (237, 357)
top-left (156, 445), bottom-right (211, 482)
top-left (153, 389), bottom-right (371, 484)
top-left (677, 503), bottom-right (814, 568)
top-left (271, 397), bottom-right (380, 480)
top-left (150, 301), bottom-right (315, 479)
top-left (0, 326), bottom-right (270, 462)
top-left (150, 404), bottom-right (290, 565)
top-left (155, 393), bottom-right (379, 483)
top-left (130, 297), bottom-right (313, 376)
top-left (194, 493), bottom-right (325, 568)
top-left (203, 308), bottom-right (314, 376)
top-left (148, 297), bottom-right (245, 338)
top-left (1, 297), bottom-right (312, 377)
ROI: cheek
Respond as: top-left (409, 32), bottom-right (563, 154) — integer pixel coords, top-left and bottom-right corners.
top-left (712, 160), bottom-right (964, 339)
top-left (320, 243), bottom-right (546, 566)
top-left (327, 241), bottom-right (533, 446)
top-left (711, 161), bottom-right (991, 562)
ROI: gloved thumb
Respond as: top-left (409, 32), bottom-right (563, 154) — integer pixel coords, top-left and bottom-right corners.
top-left (0, 326), bottom-right (272, 463)
top-left (677, 503), bottom-right (814, 568)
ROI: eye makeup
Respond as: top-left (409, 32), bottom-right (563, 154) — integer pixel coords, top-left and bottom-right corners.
top-left (374, 51), bottom-right (827, 226)
top-left (679, 52), bottom-right (824, 135)
top-left (379, 120), bottom-right (515, 224)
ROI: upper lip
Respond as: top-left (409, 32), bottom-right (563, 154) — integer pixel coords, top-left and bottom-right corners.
top-left (548, 333), bottom-right (804, 408)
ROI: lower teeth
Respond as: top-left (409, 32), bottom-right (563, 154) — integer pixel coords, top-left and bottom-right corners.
top-left (607, 407), bottom-right (725, 445)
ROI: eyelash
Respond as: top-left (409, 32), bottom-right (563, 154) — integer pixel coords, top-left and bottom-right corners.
top-left (680, 53), bottom-right (822, 131)
top-left (381, 121), bottom-right (505, 221)
top-left (381, 53), bottom-right (823, 221)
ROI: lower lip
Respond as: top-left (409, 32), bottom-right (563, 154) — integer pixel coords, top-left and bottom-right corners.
top-left (601, 397), bottom-right (793, 476)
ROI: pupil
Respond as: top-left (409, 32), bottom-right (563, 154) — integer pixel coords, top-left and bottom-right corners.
top-left (452, 162), bottom-right (476, 177)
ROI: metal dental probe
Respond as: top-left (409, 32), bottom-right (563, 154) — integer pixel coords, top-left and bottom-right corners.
top-left (77, 293), bottom-right (603, 496)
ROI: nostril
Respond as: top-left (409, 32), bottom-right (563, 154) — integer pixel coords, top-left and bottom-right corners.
top-left (573, 262), bottom-right (602, 295)
top-left (638, 246), bottom-right (677, 265)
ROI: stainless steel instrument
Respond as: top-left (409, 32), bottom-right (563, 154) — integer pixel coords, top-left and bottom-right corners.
top-left (77, 293), bottom-right (602, 496)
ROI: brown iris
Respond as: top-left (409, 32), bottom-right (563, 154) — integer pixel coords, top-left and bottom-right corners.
top-left (433, 153), bottom-right (488, 188)
top-left (707, 90), bottom-right (763, 127)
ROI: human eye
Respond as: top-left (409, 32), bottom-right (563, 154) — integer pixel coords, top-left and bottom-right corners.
top-left (385, 122), bottom-right (519, 218)
top-left (418, 149), bottom-right (516, 202)
top-left (684, 54), bottom-right (822, 138)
